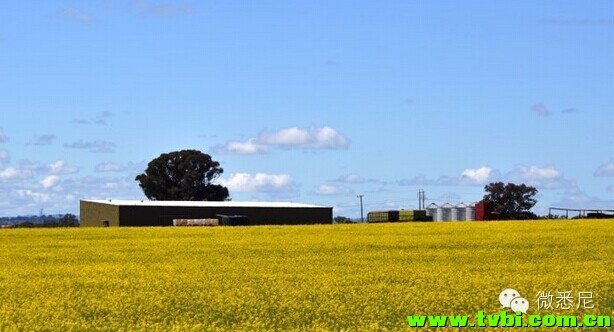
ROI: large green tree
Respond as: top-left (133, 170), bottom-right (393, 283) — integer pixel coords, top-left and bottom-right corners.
top-left (482, 182), bottom-right (538, 219)
top-left (135, 150), bottom-right (229, 201)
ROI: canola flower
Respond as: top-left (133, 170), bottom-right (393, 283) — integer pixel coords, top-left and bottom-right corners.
top-left (0, 219), bottom-right (612, 331)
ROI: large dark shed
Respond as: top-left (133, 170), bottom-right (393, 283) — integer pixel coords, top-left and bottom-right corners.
top-left (80, 200), bottom-right (333, 227)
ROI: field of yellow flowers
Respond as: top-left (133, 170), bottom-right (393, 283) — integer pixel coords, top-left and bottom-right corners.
top-left (0, 219), bottom-right (612, 331)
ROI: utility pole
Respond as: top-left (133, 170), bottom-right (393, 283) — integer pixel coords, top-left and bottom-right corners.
top-left (417, 190), bottom-right (425, 210)
top-left (357, 194), bottom-right (364, 222)
top-left (417, 190), bottom-right (421, 210)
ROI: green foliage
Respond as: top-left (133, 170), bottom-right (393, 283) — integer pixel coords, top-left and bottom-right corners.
top-left (58, 213), bottom-right (79, 227)
top-left (483, 182), bottom-right (538, 219)
top-left (12, 214), bottom-right (79, 228)
top-left (333, 216), bottom-right (354, 223)
top-left (135, 150), bottom-right (229, 201)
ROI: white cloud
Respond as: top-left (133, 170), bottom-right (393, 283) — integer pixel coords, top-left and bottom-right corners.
top-left (131, 1), bottom-right (195, 17)
top-left (18, 160), bottom-right (47, 174)
top-left (531, 103), bottom-right (581, 116)
top-left (397, 174), bottom-right (459, 186)
top-left (16, 190), bottom-right (51, 203)
top-left (260, 127), bottom-right (312, 146)
top-left (532, 103), bottom-right (552, 116)
top-left (594, 162), bottom-right (614, 177)
top-left (554, 188), bottom-right (614, 210)
top-left (214, 139), bottom-right (268, 155)
top-left (214, 125), bottom-right (350, 154)
top-left (61, 175), bottom-right (144, 199)
top-left (398, 167), bottom-right (497, 187)
top-left (48, 160), bottom-right (79, 175)
top-left (334, 174), bottom-right (365, 184)
top-left (64, 140), bottom-right (116, 153)
top-left (508, 165), bottom-right (560, 180)
top-left (28, 134), bottom-right (56, 146)
top-left (221, 173), bottom-right (297, 193)
top-left (58, 7), bottom-right (92, 24)
top-left (561, 108), bottom-right (579, 114)
top-left (16, 160), bottom-right (79, 176)
top-left (95, 162), bottom-right (125, 172)
top-left (260, 126), bottom-right (349, 150)
top-left (505, 165), bottom-right (573, 189)
top-left (461, 166), bottom-right (493, 185)
top-left (0, 149), bottom-right (9, 164)
top-left (0, 167), bottom-right (20, 180)
top-left (313, 184), bottom-right (352, 196)
top-left (0, 173), bottom-right (146, 216)
top-left (72, 112), bottom-right (114, 126)
top-left (0, 128), bottom-right (8, 143)
top-left (397, 164), bottom-right (572, 190)
top-left (95, 161), bottom-right (146, 173)
top-left (41, 175), bottom-right (60, 188)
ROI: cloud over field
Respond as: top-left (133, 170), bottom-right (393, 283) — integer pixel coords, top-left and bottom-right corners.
top-left (131, 1), bottom-right (195, 17)
top-left (57, 7), bottom-right (93, 24)
top-left (221, 173), bottom-right (298, 194)
top-left (531, 103), bottom-right (581, 117)
top-left (594, 162), bottom-right (614, 177)
top-left (215, 139), bottom-right (268, 155)
top-left (0, 128), bottom-right (9, 143)
top-left (398, 166), bottom-right (499, 186)
top-left (313, 184), bottom-right (352, 196)
top-left (41, 175), bottom-right (60, 188)
top-left (532, 103), bottom-right (552, 116)
top-left (94, 161), bottom-right (146, 174)
top-left (64, 140), bottom-right (116, 153)
top-left (28, 134), bottom-right (56, 146)
top-left (214, 126), bottom-right (350, 155)
top-left (461, 167), bottom-right (494, 185)
top-left (0, 167), bottom-right (20, 180)
top-left (0, 149), bottom-right (9, 165)
top-left (397, 165), bottom-right (573, 189)
top-left (18, 160), bottom-right (79, 176)
top-left (332, 174), bottom-right (365, 184)
top-left (505, 165), bottom-right (573, 189)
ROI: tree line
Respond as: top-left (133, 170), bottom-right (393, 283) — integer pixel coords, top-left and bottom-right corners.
top-left (1, 214), bottom-right (79, 228)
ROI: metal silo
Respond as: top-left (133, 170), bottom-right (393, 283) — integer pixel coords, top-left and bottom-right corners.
top-left (440, 203), bottom-right (453, 221)
top-left (466, 202), bottom-right (476, 221)
top-left (455, 203), bottom-right (467, 221)
top-left (426, 203), bottom-right (439, 221)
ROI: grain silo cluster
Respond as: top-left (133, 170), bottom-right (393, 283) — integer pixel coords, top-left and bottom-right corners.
top-left (426, 202), bottom-right (476, 221)
top-left (426, 202), bottom-right (493, 221)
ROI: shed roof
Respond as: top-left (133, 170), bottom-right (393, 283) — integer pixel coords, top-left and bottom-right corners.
top-left (81, 199), bottom-right (330, 209)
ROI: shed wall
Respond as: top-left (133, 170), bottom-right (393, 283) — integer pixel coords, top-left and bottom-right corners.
top-left (80, 201), bottom-right (120, 227)
top-left (117, 205), bottom-right (332, 226)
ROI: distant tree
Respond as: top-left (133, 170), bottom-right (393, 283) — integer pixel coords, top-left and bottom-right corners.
top-left (58, 213), bottom-right (79, 227)
top-left (482, 182), bottom-right (538, 219)
top-left (135, 150), bottom-right (230, 201)
top-left (334, 216), bottom-right (354, 224)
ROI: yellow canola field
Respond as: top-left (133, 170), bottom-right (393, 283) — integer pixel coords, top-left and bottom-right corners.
top-left (0, 220), bottom-right (612, 331)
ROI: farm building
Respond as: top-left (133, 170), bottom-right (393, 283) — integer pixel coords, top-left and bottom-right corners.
top-left (426, 202), bottom-right (478, 221)
top-left (366, 210), bottom-right (429, 223)
top-left (80, 200), bottom-right (333, 227)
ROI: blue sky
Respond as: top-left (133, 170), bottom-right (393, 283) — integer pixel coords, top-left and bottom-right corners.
top-left (1, 1), bottom-right (613, 217)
